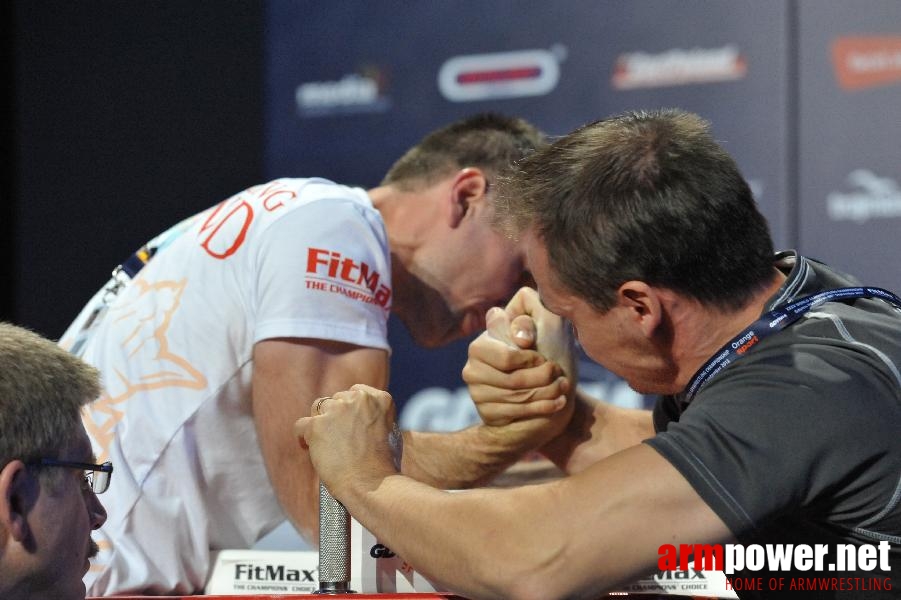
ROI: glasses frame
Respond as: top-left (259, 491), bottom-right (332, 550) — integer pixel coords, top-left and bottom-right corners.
top-left (30, 458), bottom-right (114, 494)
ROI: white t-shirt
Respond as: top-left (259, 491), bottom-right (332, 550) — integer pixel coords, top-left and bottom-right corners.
top-left (61, 178), bottom-right (392, 595)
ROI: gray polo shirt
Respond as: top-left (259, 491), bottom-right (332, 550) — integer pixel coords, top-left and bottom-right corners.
top-left (647, 252), bottom-right (901, 598)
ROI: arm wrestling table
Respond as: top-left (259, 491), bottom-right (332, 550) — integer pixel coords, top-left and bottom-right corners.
top-left (86, 463), bottom-right (732, 599)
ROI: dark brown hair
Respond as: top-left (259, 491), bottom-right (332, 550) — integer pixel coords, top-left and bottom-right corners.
top-left (496, 109), bottom-right (775, 311)
top-left (382, 113), bottom-right (546, 191)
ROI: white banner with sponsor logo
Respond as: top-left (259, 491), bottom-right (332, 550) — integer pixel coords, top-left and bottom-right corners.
top-left (208, 520), bottom-right (738, 596)
top-left (205, 549), bottom-right (320, 595)
top-left (350, 516), bottom-right (738, 597)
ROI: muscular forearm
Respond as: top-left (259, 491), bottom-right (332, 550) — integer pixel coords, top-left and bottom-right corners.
top-left (338, 443), bottom-right (703, 600)
top-left (541, 388), bottom-right (655, 475)
top-left (401, 425), bottom-right (532, 489)
top-left (339, 473), bottom-right (557, 600)
top-left (297, 385), bottom-right (722, 600)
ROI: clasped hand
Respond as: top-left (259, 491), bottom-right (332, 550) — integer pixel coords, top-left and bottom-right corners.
top-left (463, 286), bottom-right (577, 449)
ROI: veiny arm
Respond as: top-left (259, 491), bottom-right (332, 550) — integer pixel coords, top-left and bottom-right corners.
top-left (296, 385), bottom-right (733, 600)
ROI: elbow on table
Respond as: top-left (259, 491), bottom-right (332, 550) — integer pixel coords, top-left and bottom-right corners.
top-left (504, 576), bottom-right (575, 600)
top-left (474, 560), bottom-right (574, 600)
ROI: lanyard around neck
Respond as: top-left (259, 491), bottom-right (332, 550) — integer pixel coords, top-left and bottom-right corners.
top-left (684, 286), bottom-right (901, 403)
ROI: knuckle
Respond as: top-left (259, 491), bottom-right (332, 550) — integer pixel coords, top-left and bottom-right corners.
top-left (376, 390), bottom-right (393, 408)
top-left (461, 362), bottom-right (476, 382)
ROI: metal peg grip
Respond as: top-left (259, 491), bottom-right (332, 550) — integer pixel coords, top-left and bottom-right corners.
top-left (316, 422), bottom-right (402, 594)
top-left (317, 482), bottom-right (353, 594)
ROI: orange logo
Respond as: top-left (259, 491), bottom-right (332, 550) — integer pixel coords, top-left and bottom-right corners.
top-left (199, 181), bottom-right (299, 259)
top-left (83, 277), bottom-right (207, 461)
top-left (832, 36), bottom-right (901, 90)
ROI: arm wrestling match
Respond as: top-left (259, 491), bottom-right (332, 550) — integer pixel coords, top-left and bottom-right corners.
top-left (295, 110), bottom-right (901, 600)
top-left (6, 110), bottom-right (899, 600)
top-left (11, 3), bottom-right (901, 598)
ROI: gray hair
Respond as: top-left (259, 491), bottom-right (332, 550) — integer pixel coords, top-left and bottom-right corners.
top-left (0, 322), bottom-right (100, 473)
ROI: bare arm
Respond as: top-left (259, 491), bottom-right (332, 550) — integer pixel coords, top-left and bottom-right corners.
top-left (296, 386), bottom-right (732, 600)
top-left (253, 334), bottom-right (548, 532)
top-left (400, 424), bottom-right (549, 489)
top-left (251, 337), bottom-right (388, 542)
top-left (542, 389), bottom-right (655, 474)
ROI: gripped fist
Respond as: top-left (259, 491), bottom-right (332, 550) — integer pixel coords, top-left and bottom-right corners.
top-left (507, 287), bottom-right (578, 388)
top-left (294, 384), bottom-right (398, 496)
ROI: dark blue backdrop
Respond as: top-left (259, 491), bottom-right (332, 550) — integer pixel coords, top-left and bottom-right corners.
top-left (262, 1), bottom-right (901, 430)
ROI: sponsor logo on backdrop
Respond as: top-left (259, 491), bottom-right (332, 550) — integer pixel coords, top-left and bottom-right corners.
top-left (612, 45), bottom-right (747, 90)
top-left (295, 66), bottom-right (391, 117)
top-left (398, 386), bottom-right (480, 433)
top-left (438, 46), bottom-right (565, 102)
top-left (827, 169), bottom-right (901, 222)
top-left (832, 36), bottom-right (901, 91)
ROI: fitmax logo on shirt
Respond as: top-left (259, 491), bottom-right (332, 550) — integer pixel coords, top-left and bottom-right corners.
top-left (306, 247), bottom-right (391, 308)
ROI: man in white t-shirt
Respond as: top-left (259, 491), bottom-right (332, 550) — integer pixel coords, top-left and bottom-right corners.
top-left (60, 114), bottom-right (567, 595)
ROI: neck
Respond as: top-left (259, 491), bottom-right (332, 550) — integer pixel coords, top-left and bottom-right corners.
top-left (368, 183), bottom-right (438, 256)
top-left (369, 184), bottom-right (414, 280)
top-left (368, 184), bottom-right (439, 321)
top-left (670, 269), bottom-right (786, 391)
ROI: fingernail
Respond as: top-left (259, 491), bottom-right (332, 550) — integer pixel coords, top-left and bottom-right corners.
top-left (514, 329), bottom-right (533, 341)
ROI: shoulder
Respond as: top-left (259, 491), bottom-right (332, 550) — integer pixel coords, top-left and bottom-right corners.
top-left (249, 178), bottom-right (385, 246)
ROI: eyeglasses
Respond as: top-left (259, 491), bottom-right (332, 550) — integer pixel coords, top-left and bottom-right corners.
top-left (30, 458), bottom-right (114, 494)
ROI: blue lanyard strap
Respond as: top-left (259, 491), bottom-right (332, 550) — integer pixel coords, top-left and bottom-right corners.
top-left (684, 286), bottom-right (901, 402)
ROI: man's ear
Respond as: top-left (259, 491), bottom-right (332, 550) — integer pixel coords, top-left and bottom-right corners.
top-left (0, 460), bottom-right (34, 543)
top-left (447, 167), bottom-right (489, 228)
top-left (617, 281), bottom-right (663, 338)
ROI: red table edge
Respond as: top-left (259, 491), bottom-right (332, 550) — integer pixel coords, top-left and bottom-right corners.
top-left (88, 595), bottom-right (465, 599)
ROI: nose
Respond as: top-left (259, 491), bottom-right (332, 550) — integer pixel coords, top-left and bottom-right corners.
top-left (86, 489), bottom-right (108, 529)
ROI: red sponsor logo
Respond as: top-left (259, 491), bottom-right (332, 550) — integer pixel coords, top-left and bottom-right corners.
top-left (438, 48), bottom-right (562, 102)
top-left (306, 247), bottom-right (391, 308)
top-left (456, 66), bottom-right (543, 84)
top-left (735, 334), bottom-right (759, 355)
top-left (832, 36), bottom-right (901, 91)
